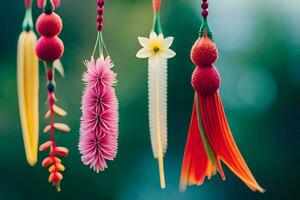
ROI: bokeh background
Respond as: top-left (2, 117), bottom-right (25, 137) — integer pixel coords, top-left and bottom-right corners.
top-left (0, 0), bottom-right (299, 199)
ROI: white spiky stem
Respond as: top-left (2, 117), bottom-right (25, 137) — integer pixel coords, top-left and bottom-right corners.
top-left (148, 58), bottom-right (168, 189)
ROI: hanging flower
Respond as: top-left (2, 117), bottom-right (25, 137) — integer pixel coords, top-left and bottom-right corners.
top-left (35, 0), bottom-right (69, 191)
top-left (78, 0), bottom-right (119, 174)
top-left (79, 57), bottom-right (118, 173)
top-left (136, 31), bottom-right (176, 65)
top-left (180, 0), bottom-right (264, 193)
top-left (17, 0), bottom-right (39, 166)
top-left (136, 0), bottom-right (176, 189)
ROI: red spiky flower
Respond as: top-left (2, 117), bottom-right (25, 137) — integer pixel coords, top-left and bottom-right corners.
top-left (35, 0), bottom-right (69, 191)
top-left (180, 0), bottom-right (264, 193)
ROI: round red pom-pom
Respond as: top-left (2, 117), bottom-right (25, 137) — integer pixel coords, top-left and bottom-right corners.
top-left (192, 66), bottom-right (221, 96)
top-left (191, 36), bottom-right (218, 67)
top-left (36, 13), bottom-right (62, 37)
top-left (36, 36), bottom-right (64, 61)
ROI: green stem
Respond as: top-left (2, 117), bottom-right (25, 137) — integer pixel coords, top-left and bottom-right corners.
top-left (152, 11), bottom-right (163, 34)
top-left (44, 0), bottom-right (54, 14)
top-left (99, 32), bottom-right (104, 58)
top-left (92, 32), bottom-right (100, 58)
top-left (22, 8), bottom-right (33, 31)
top-left (199, 17), bottom-right (213, 39)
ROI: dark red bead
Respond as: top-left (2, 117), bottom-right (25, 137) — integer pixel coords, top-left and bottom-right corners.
top-left (202, 10), bottom-right (208, 17)
top-left (47, 70), bottom-right (53, 80)
top-left (97, 0), bottom-right (104, 7)
top-left (97, 23), bottom-right (103, 31)
top-left (203, 0), bottom-right (208, 2)
top-left (97, 16), bottom-right (103, 23)
top-left (97, 8), bottom-right (103, 15)
top-left (201, 2), bottom-right (208, 9)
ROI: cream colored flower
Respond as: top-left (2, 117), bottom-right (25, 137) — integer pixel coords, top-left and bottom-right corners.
top-left (136, 31), bottom-right (176, 65)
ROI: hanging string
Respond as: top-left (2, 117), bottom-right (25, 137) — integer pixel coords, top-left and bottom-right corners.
top-left (201, 0), bottom-right (209, 18)
top-left (199, 0), bottom-right (213, 38)
top-left (97, 0), bottom-right (105, 31)
top-left (93, 0), bottom-right (108, 58)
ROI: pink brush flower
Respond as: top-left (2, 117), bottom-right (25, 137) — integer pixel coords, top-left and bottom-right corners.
top-left (79, 57), bottom-right (118, 173)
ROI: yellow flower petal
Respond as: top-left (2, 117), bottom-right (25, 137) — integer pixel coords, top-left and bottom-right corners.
top-left (17, 31), bottom-right (39, 166)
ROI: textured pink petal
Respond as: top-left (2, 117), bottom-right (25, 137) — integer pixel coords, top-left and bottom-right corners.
top-left (79, 57), bottom-right (118, 172)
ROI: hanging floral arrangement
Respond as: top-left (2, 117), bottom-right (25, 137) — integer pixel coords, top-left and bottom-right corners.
top-left (179, 0), bottom-right (265, 193)
top-left (136, 0), bottom-right (176, 189)
top-left (35, 0), bottom-right (70, 191)
top-left (78, 0), bottom-right (119, 173)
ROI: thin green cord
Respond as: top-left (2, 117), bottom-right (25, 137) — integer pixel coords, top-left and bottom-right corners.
top-left (152, 11), bottom-right (163, 34)
top-left (199, 17), bottom-right (213, 39)
top-left (22, 7), bottom-right (33, 31)
top-left (92, 32), bottom-right (100, 58)
top-left (99, 32), bottom-right (104, 58)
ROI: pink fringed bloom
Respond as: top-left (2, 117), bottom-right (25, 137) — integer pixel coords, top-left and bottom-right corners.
top-left (79, 57), bottom-right (118, 173)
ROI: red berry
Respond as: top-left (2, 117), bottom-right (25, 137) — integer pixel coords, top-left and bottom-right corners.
top-left (191, 36), bottom-right (218, 66)
top-left (97, 16), bottom-right (103, 23)
top-left (202, 10), bottom-right (208, 17)
top-left (192, 66), bottom-right (221, 96)
top-left (97, 23), bottom-right (103, 31)
top-left (47, 70), bottom-right (53, 80)
top-left (36, 13), bottom-right (63, 37)
top-left (97, 8), bottom-right (104, 15)
top-left (201, 2), bottom-right (208, 9)
top-left (36, 36), bottom-right (64, 61)
top-left (97, 0), bottom-right (104, 7)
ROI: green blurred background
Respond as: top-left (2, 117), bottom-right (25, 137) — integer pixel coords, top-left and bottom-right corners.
top-left (0, 0), bottom-right (299, 199)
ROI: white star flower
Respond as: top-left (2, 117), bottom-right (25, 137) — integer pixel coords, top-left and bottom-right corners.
top-left (136, 31), bottom-right (176, 65)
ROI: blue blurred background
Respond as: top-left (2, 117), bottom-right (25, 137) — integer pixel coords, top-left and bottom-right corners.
top-left (0, 0), bottom-right (299, 199)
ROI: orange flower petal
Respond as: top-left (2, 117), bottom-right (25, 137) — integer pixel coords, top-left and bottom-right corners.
top-left (198, 92), bottom-right (264, 193)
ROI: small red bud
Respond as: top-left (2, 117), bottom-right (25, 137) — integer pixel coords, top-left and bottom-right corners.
top-left (201, 2), bottom-right (208, 10)
top-left (47, 70), bottom-right (53, 80)
top-left (202, 10), bottom-right (208, 17)
top-left (97, 23), bottom-right (103, 31)
top-left (97, 8), bottom-right (104, 15)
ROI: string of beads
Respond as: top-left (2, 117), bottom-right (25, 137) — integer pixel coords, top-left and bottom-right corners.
top-left (97, 0), bottom-right (105, 31)
top-left (201, 0), bottom-right (209, 18)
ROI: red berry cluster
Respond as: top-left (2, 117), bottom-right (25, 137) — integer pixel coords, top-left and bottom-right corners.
top-left (191, 35), bottom-right (220, 96)
top-left (201, 0), bottom-right (209, 18)
top-left (35, 6), bottom-right (64, 62)
top-left (97, 0), bottom-right (105, 31)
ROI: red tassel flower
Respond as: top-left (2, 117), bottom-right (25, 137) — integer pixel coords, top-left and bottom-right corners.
top-left (180, 0), bottom-right (264, 193)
